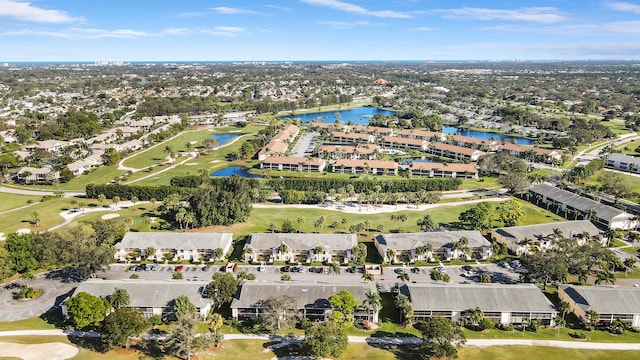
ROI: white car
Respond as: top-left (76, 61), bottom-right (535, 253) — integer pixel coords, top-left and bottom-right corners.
top-left (258, 262), bottom-right (266, 272)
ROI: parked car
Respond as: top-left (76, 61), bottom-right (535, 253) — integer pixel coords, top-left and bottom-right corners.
top-left (281, 265), bottom-right (291, 272)
top-left (175, 265), bottom-right (184, 272)
top-left (150, 264), bottom-right (159, 271)
top-left (258, 262), bottom-right (266, 272)
top-left (462, 265), bottom-right (473, 272)
top-left (202, 266), bottom-right (210, 271)
top-left (411, 267), bottom-right (420, 274)
top-left (225, 262), bottom-right (238, 273)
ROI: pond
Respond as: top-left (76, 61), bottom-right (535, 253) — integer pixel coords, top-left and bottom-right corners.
top-left (279, 107), bottom-right (396, 125)
top-left (211, 133), bottom-right (242, 146)
top-left (442, 125), bottom-right (533, 145)
top-left (279, 107), bottom-right (532, 145)
top-left (210, 166), bottom-right (261, 178)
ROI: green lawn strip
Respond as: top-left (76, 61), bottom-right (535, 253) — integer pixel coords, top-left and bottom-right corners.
top-left (463, 327), bottom-right (640, 343)
top-left (620, 246), bottom-right (639, 255)
top-left (610, 239), bottom-right (628, 248)
top-left (0, 317), bottom-right (57, 331)
top-left (459, 346), bottom-right (640, 360)
top-left (0, 193), bottom-right (42, 213)
top-left (613, 139), bottom-right (640, 155)
top-left (615, 267), bottom-right (640, 279)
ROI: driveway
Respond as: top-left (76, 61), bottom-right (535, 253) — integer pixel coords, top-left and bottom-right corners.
top-left (0, 271), bottom-right (80, 322)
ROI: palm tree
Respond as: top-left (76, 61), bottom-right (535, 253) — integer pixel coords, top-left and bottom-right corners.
top-left (30, 211), bottom-right (40, 227)
top-left (97, 193), bottom-right (106, 207)
top-left (110, 288), bottom-right (130, 310)
top-left (386, 248), bottom-right (396, 264)
top-left (297, 216), bottom-right (306, 233)
top-left (363, 290), bottom-right (383, 323)
top-left (555, 315), bottom-right (566, 337)
top-left (586, 309), bottom-right (600, 328)
top-left (112, 195), bottom-right (121, 210)
top-left (557, 300), bottom-right (571, 322)
top-left (130, 196), bottom-right (138, 211)
top-left (330, 262), bottom-right (341, 275)
top-left (397, 270), bottom-right (410, 283)
top-left (465, 307), bottom-right (484, 329)
top-left (362, 272), bottom-right (374, 282)
top-left (314, 245), bottom-right (324, 261)
top-left (585, 208), bottom-right (597, 221)
top-left (624, 257), bottom-right (636, 275)
top-left (278, 243), bottom-right (289, 260)
top-left (150, 198), bottom-right (157, 212)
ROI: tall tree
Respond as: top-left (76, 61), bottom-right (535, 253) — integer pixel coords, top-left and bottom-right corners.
top-left (416, 316), bottom-right (466, 360)
top-left (173, 295), bottom-right (197, 321)
top-left (328, 290), bottom-right (360, 326)
top-left (260, 295), bottom-right (298, 331)
top-left (65, 292), bottom-right (111, 330)
top-left (302, 321), bottom-right (348, 359)
top-left (499, 200), bottom-right (526, 227)
top-left (203, 272), bottom-right (239, 310)
top-left (101, 308), bottom-right (149, 349)
top-left (417, 214), bottom-right (438, 232)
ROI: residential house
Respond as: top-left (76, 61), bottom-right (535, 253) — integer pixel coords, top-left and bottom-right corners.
top-left (350, 125), bottom-right (394, 137)
top-left (379, 136), bottom-right (428, 151)
top-left (375, 231), bottom-right (492, 263)
top-left (606, 153), bottom-right (640, 174)
top-left (401, 283), bottom-right (557, 326)
top-left (332, 159), bottom-right (398, 176)
top-left (23, 139), bottom-right (69, 153)
top-left (558, 285), bottom-right (640, 327)
top-left (410, 162), bottom-right (478, 179)
top-left (528, 183), bottom-right (638, 230)
top-left (114, 232), bottom-right (233, 262)
top-left (260, 156), bottom-right (326, 172)
top-left (231, 281), bottom-right (379, 322)
top-left (428, 142), bottom-right (485, 162)
top-left (499, 142), bottom-right (563, 163)
top-left (491, 220), bottom-right (604, 255)
top-left (15, 166), bottom-right (60, 184)
top-left (61, 279), bottom-right (211, 319)
top-left (243, 233), bottom-right (358, 264)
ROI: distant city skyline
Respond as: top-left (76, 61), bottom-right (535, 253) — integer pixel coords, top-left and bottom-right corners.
top-left (1, 0), bottom-right (639, 61)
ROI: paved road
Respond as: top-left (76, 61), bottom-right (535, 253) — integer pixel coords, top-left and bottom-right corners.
top-left (0, 271), bottom-right (79, 322)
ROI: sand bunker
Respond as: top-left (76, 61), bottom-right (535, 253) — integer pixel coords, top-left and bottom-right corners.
top-left (101, 213), bottom-right (121, 220)
top-left (0, 342), bottom-right (79, 360)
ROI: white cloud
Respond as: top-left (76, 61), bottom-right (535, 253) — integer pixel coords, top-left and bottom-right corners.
top-left (317, 20), bottom-right (371, 29)
top-left (482, 20), bottom-right (640, 36)
top-left (0, 0), bottom-right (80, 23)
top-left (3, 27), bottom-right (151, 39)
top-left (264, 4), bottom-right (292, 12)
top-left (606, 1), bottom-right (640, 14)
top-left (162, 27), bottom-right (247, 37)
top-left (409, 27), bottom-right (433, 32)
top-left (431, 7), bottom-right (567, 23)
top-left (211, 7), bottom-right (258, 15)
top-left (177, 11), bottom-right (205, 18)
top-left (301, 0), bottom-right (412, 19)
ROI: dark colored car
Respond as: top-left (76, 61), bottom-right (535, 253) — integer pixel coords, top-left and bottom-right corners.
top-left (175, 265), bottom-right (185, 272)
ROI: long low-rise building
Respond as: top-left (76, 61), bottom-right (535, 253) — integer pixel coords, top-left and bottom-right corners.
top-left (244, 233), bottom-right (359, 264)
top-left (528, 183), bottom-right (638, 230)
top-left (410, 162), bottom-right (478, 179)
top-left (559, 285), bottom-right (640, 327)
top-left (428, 142), bottom-right (485, 162)
top-left (379, 136), bottom-right (428, 151)
top-left (606, 153), bottom-right (640, 174)
top-left (260, 156), bottom-right (326, 172)
top-left (401, 283), bottom-right (557, 326)
top-left (375, 231), bottom-right (493, 263)
top-left (61, 279), bottom-right (212, 319)
top-left (114, 232), bottom-right (233, 262)
top-left (491, 220), bottom-right (605, 255)
top-left (332, 159), bottom-right (399, 175)
top-left (231, 281), bottom-right (378, 322)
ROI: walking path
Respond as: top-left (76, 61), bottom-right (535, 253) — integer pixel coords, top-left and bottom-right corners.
top-left (254, 196), bottom-right (508, 215)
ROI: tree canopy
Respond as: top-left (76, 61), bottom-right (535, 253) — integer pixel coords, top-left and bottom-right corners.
top-left (65, 292), bottom-right (111, 330)
top-left (302, 321), bottom-right (348, 359)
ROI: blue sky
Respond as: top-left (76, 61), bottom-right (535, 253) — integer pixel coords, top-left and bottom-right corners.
top-left (1, 0), bottom-right (639, 61)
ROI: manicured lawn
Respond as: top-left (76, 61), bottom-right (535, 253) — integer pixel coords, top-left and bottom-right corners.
top-left (614, 139), bottom-right (640, 155)
top-left (0, 193), bottom-right (42, 213)
top-left (584, 169), bottom-right (640, 202)
top-left (459, 346), bottom-right (640, 360)
top-left (0, 197), bottom-right (77, 234)
top-left (123, 128), bottom-right (251, 168)
top-left (620, 246), bottom-right (639, 255)
top-left (195, 198), bottom-right (564, 244)
top-left (0, 317), bottom-right (57, 331)
top-left (464, 326), bottom-right (640, 343)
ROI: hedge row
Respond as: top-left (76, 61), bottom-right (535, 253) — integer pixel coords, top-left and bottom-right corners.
top-left (266, 177), bottom-right (461, 193)
top-left (85, 184), bottom-right (189, 201)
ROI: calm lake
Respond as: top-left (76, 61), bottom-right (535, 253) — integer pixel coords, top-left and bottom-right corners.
top-left (210, 166), bottom-right (261, 178)
top-left (211, 133), bottom-right (242, 145)
top-left (280, 107), bottom-right (533, 145)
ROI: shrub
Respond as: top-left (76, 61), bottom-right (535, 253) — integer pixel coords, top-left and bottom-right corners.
top-left (281, 274), bottom-right (292, 281)
top-left (480, 318), bottom-right (495, 330)
top-left (129, 274), bottom-right (139, 279)
top-left (570, 331), bottom-right (587, 339)
top-left (17, 286), bottom-right (42, 299)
